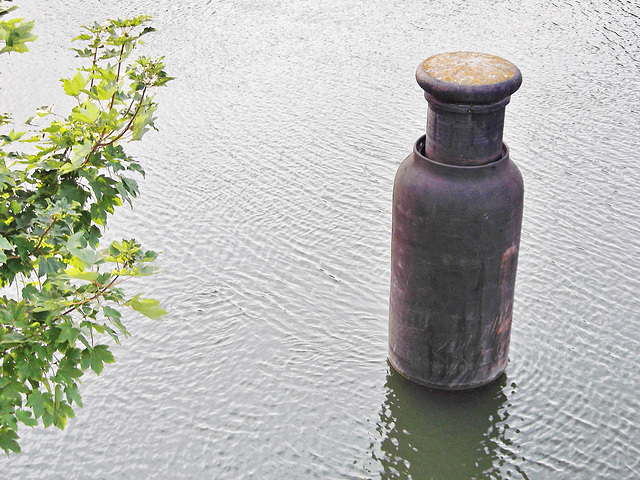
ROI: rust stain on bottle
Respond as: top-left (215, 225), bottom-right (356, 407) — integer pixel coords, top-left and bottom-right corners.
top-left (497, 244), bottom-right (519, 335)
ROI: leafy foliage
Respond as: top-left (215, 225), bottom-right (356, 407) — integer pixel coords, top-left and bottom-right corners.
top-left (0, 1), bottom-right (36, 55)
top-left (0, 5), bottom-right (172, 455)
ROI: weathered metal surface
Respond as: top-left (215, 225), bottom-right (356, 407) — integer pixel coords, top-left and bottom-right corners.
top-left (421, 51), bottom-right (518, 86)
top-left (416, 52), bottom-right (522, 166)
top-left (416, 51), bottom-right (522, 105)
top-left (389, 52), bottom-right (523, 390)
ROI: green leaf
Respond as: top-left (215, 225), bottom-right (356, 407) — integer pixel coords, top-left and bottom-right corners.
top-left (0, 18), bottom-right (37, 55)
top-left (38, 256), bottom-right (63, 277)
top-left (0, 427), bottom-right (20, 455)
top-left (103, 305), bottom-right (129, 337)
top-left (64, 384), bottom-right (83, 407)
top-left (65, 231), bottom-right (101, 266)
top-left (15, 410), bottom-right (38, 428)
top-left (59, 140), bottom-right (92, 174)
top-left (57, 322), bottom-right (79, 344)
top-left (81, 345), bottom-right (115, 375)
top-left (26, 391), bottom-right (45, 419)
top-left (70, 101), bottom-right (100, 125)
top-left (0, 5), bottom-right (19, 18)
top-left (1, 413), bottom-right (17, 432)
top-left (102, 305), bottom-right (121, 320)
top-left (4, 301), bottom-right (27, 324)
top-left (17, 355), bottom-right (43, 381)
top-left (54, 385), bottom-right (62, 409)
top-left (62, 71), bottom-right (87, 97)
top-left (65, 265), bottom-right (99, 282)
top-left (131, 106), bottom-right (156, 140)
top-left (94, 344), bottom-right (115, 362)
top-left (121, 176), bottom-right (139, 197)
top-left (0, 235), bottom-right (12, 250)
top-left (0, 333), bottom-right (27, 346)
top-left (55, 359), bottom-right (83, 385)
top-left (127, 295), bottom-right (166, 319)
top-left (21, 284), bottom-right (39, 301)
top-left (42, 410), bottom-right (53, 428)
top-left (55, 403), bottom-right (74, 428)
top-left (80, 348), bottom-right (91, 371)
top-left (92, 83), bottom-right (118, 101)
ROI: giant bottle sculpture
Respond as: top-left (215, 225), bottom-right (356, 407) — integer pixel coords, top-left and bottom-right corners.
top-left (389, 52), bottom-right (524, 389)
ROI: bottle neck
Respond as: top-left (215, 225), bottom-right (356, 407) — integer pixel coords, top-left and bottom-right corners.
top-left (424, 94), bottom-right (510, 166)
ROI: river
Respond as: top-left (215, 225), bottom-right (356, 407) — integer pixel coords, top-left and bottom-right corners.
top-left (2, 0), bottom-right (639, 478)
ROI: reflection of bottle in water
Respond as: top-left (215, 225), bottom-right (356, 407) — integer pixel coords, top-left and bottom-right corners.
top-left (364, 364), bottom-right (528, 479)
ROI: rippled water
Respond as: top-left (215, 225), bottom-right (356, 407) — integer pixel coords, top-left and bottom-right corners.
top-left (2, 0), bottom-right (640, 478)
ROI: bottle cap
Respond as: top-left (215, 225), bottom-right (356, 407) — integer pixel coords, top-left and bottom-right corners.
top-left (416, 51), bottom-right (522, 104)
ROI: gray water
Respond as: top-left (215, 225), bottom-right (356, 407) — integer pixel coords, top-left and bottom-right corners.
top-left (2, 0), bottom-right (640, 478)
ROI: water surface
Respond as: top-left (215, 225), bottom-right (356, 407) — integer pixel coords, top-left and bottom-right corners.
top-left (2, 0), bottom-right (639, 478)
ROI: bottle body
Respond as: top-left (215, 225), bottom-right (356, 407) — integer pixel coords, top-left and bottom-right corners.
top-left (389, 136), bottom-right (523, 389)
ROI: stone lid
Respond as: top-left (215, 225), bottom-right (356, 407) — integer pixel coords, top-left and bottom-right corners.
top-left (416, 51), bottom-right (522, 104)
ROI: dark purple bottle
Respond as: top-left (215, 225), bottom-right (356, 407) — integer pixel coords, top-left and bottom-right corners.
top-left (389, 52), bottom-right (524, 390)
